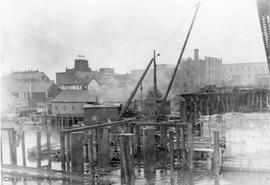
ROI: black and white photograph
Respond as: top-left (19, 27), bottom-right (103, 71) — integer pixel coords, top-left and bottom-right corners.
top-left (1, 0), bottom-right (270, 184)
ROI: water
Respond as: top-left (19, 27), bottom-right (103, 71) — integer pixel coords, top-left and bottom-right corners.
top-left (1, 121), bottom-right (270, 185)
top-left (1, 120), bottom-right (61, 170)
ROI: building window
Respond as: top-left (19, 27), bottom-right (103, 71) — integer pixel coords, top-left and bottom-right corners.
top-left (63, 105), bottom-right (66, 110)
top-left (72, 105), bottom-right (75, 110)
top-left (55, 106), bottom-right (58, 110)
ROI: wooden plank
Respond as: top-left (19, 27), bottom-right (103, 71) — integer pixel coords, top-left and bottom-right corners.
top-left (37, 132), bottom-right (41, 168)
top-left (66, 133), bottom-right (70, 173)
top-left (187, 123), bottom-right (193, 171)
top-left (22, 132), bottom-right (26, 167)
top-left (169, 130), bottom-right (174, 171)
top-left (47, 133), bottom-right (52, 169)
top-left (213, 131), bottom-right (220, 175)
top-left (97, 128), bottom-right (110, 168)
top-left (61, 118), bottom-right (136, 133)
top-left (176, 126), bottom-right (180, 163)
top-left (143, 128), bottom-right (156, 177)
top-left (87, 132), bottom-right (93, 173)
top-left (71, 132), bottom-right (84, 173)
top-left (60, 132), bottom-right (66, 171)
top-left (135, 125), bottom-right (141, 168)
top-left (119, 134), bottom-right (135, 185)
top-left (8, 129), bottom-right (16, 165)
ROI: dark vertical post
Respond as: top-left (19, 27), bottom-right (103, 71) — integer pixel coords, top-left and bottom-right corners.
top-left (213, 131), bottom-right (220, 175)
top-left (66, 133), bottom-right (70, 173)
top-left (163, 125), bottom-right (168, 163)
top-left (187, 123), bottom-right (193, 171)
top-left (60, 132), bottom-right (66, 171)
top-left (119, 134), bottom-right (135, 185)
top-left (88, 132), bottom-right (93, 173)
top-left (12, 130), bottom-right (17, 165)
top-left (176, 126), bottom-right (180, 164)
top-left (37, 132), bottom-right (41, 168)
top-left (169, 130), bottom-right (174, 171)
top-left (143, 128), bottom-right (156, 178)
top-left (135, 125), bottom-right (141, 168)
top-left (22, 131), bottom-right (26, 167)
top-left (260, 93), bottom-right (263, 111)
top-left (180, 127), bottom-right (185, 166)
top-left (8, 130), bottom-right (14, 165)
top-left (98, 128), bottom-right (110, 168)
top-left (47, 133), bottom-right (52, 169)
top-left (71, 132), bottom-right (84, 173)
top-left (61, 115), bottom-right (64, 130)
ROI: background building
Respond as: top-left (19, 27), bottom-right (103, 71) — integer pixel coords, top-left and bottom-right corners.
top-left (1, 70), bottom-right (59, 112)
top-left (222, 62), bottom-right (268, 86)
top-left (51, 90), bottom-right (96, 116)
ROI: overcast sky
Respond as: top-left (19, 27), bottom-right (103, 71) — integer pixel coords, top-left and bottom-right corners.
top-left (1, 0), bottom-right (267, 80)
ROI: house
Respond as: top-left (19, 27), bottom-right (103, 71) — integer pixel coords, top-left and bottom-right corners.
top-left (2, 73), bottom-right (59, 110)
top-left (51, 90), bottom-right (97, 116)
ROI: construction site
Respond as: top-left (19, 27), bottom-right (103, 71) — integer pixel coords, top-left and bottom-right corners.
top-left (1, 0), bottom-right (270, 185)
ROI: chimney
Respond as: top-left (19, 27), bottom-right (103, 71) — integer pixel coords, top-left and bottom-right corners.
top-left (194, 49), bottom-right (199, 61)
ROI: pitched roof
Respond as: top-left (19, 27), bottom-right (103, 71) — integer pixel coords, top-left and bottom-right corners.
top-left (52, 90), bottom-right (96, 103)
top-left (3, 80), bottom-right (55, 93)
top-left (11, 71), bottom-right (50, 81)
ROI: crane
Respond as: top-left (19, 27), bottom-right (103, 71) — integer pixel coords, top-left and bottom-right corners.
top-left (257, 0), bottom-right (270, 72)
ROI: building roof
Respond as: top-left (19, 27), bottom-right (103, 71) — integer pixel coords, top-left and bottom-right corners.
top-left (52, 90), bottom-right (97, 103)
top-left (56, 72), bottom-right (103, 85)
top-left (4, 80), bottom-right (55, 93)
top-left (10, 71), bottom-right (50, 82)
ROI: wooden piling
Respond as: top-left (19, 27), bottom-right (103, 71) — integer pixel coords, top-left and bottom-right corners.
top-left (97, 128), bottom-right (110, 168)
top-left (207, 153), bottom-right (212, 171)
top-left (87, 132), bottom-right (93, 172)
top-left (71, 132), bottom-right (84, 173)
top-left (135, 125), bottom-right (141, 167)
top-left (162, 125), bottom-right (168, 164)
top-left (47, 133), bottom-right (52, 169)
top-left (213, 131), bottom-right (220, 175)
top-left (60, 132), bottom-right (66, 171)
top-left (176, 127), bottom-right (180, 164)
top-left (169, 130), bottom-right (174, 171)
top-left (180, 127), bottom-right (186, 166)
top-left (37, 132), bottom-right (41, 168)
top-left (260, 94), bottom-right (263, 111)
top-left (66, 133), bottom-right (70, 173)
top-left (22, 131), bottom-right (26, 167)
top-left (119, 134), bottom-right (135, 185)
top-left (187, 123), bottom-right (193, 171)
top-left (143, 128), bottom-right (156, 177)
top-left (11, 130), bottom-right (17, 165)
top-left (61, 115), bottom-right (64, 130)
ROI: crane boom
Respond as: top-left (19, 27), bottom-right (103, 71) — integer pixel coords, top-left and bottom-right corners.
top-left (162, 2), bottom-right (201, 105)
top-left (257, 0), bottom-right (270, 72)
top-left (119, 57), bottom-right (156, 119)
